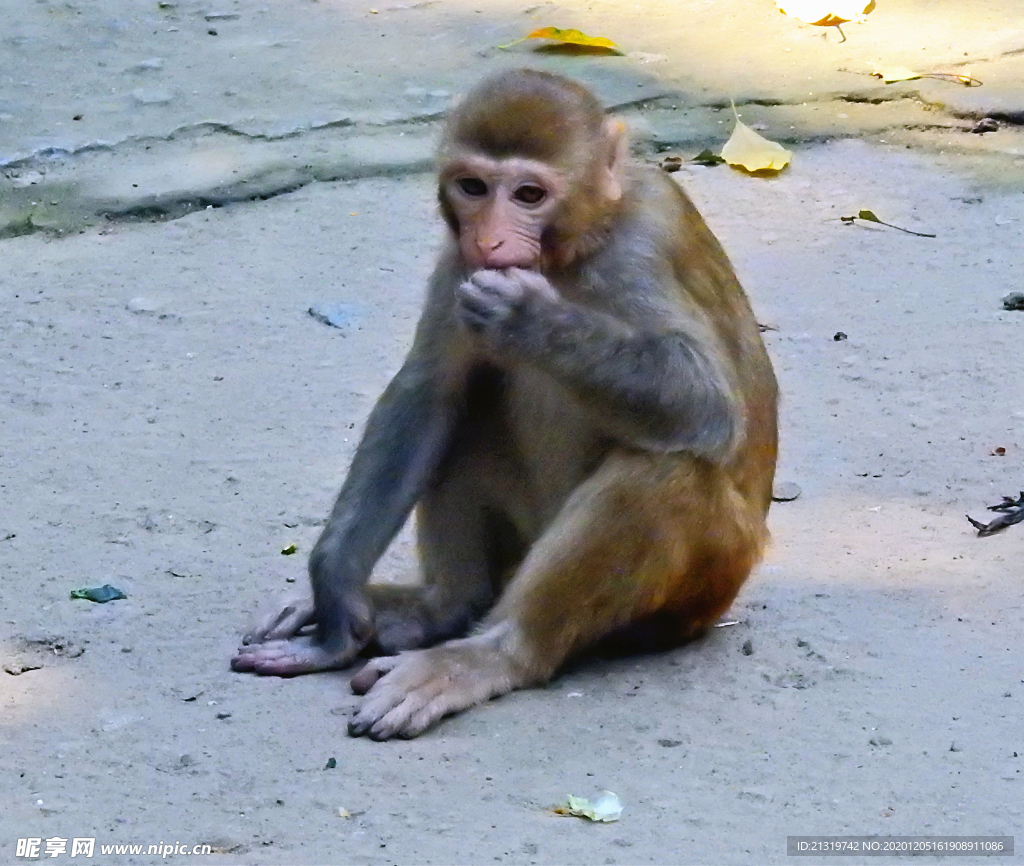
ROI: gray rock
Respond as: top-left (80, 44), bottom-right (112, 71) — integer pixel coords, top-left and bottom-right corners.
top-left (1002, 291), bottom-right (1024, 311)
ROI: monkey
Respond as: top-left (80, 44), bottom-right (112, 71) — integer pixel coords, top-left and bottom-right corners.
top-left (232, 68), bottom-right (778, 740)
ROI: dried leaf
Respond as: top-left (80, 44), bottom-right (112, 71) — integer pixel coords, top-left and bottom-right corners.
top-left (554, 791), bottom-right (623, 822)
top-left (869, 65), bottom-right (921, 84)
top-left (526, 27), bottom-right (617, 48)
top-left (721, 115), bottom-right (791, 174)
top-left (775, 0), bottom-right (874, 26)
top-left (840, 210), bottom-right (936, 238)
top-left (499, 27), bottom-right (619, 51)
top-left (863, 65), bottom-right (983, 87)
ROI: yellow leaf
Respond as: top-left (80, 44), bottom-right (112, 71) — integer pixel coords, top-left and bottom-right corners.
top-left (775, 0), bottom-right (874, 26)
top-left (526, 27), bottom-right (618, 49)
top-left (868, 64), bottom-right (921, 84)
top-left (721, 117), bottom-right (792, 174)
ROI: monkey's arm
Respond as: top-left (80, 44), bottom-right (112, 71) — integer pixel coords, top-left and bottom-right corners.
top-left (232, 280), bottom-right (463, 676)
top-left (458, 268), bottom-right (739, 459)
top-left (308, 359), bottom-right (455, 648)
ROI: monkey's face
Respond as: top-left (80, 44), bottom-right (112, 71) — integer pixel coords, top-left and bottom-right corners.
top-left (440, 155), bottom-right (567, 270)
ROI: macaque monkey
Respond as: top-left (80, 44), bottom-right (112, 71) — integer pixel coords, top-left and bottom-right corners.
top-left (232, 68), bottom-right (778, 740)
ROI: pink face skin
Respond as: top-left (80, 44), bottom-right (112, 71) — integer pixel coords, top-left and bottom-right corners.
top-left (442, 156), bottom-right (567, 270)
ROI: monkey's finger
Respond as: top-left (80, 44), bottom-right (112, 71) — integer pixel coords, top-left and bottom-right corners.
top-left (467, 268), bottom-right (523, 299)
top-left (241, 599), bottom-right (316, 644)
top-left (231, 637), bottom-right (359, 676)
top-left (456, 294), bottom-right (514, 333)
top-left (258, 602), bottom-right (316, 641)
top-left (504, 267), bottom-right (560, 302)
top-left (456, 279), bottom-right (496, 306)
top-left (230, 650), bottom-right (259, 672)
top-left (456, 301), bottom-right (498, 331)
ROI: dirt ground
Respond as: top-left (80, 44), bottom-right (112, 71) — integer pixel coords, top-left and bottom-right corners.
top-left (2, 1), bottom-right (1023, 864)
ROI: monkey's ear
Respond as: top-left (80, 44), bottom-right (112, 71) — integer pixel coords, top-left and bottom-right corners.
top-left (599, 119), bottom-right (628, 203)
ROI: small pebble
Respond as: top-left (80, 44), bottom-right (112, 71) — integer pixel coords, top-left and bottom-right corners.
top-left (970, 117), bottom-right (999, 134)
top-left (772, 482), bottom-right (802, 502)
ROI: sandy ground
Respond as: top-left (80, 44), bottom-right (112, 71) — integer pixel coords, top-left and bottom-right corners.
top-left (2, 1), bottom-right (1023, 864)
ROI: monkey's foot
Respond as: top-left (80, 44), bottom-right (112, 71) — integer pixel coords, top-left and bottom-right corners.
top-left (348, 634), bottom-right (530, 740)
top-left (230, 636), bottom-right (357, 676)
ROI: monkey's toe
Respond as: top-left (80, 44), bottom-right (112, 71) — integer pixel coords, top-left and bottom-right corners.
top-left (348, 672), bottom-right (448, 740)
top-left (350, 656), bottom-right (399, 695)
top-left (347, 641), bottom-right (522, 739)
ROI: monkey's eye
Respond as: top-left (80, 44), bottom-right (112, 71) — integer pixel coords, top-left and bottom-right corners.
top-left (513, 184), bottom-right (546, 205)
top-left (457, 177), bottom-right (488, 197)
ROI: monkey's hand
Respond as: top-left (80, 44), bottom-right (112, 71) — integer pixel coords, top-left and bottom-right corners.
top-left (231, 589), bottom-right (372, 676)
top-left (456, 268), bottom-right (560, 350)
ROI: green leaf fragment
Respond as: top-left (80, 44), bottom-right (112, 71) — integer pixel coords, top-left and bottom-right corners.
top-left (70, 584), bottom-right (128, 603)
top-left (691, 148), bottom-right (726, 166)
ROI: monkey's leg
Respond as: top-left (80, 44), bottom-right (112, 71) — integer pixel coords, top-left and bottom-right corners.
top-left (348, 454), bottom-right (766, 739)
top-left (366, 452), bottom-right (519, 654)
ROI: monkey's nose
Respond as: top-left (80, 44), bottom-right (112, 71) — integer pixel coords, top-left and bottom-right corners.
top-left (478, 238), bottom-right (509, 268)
